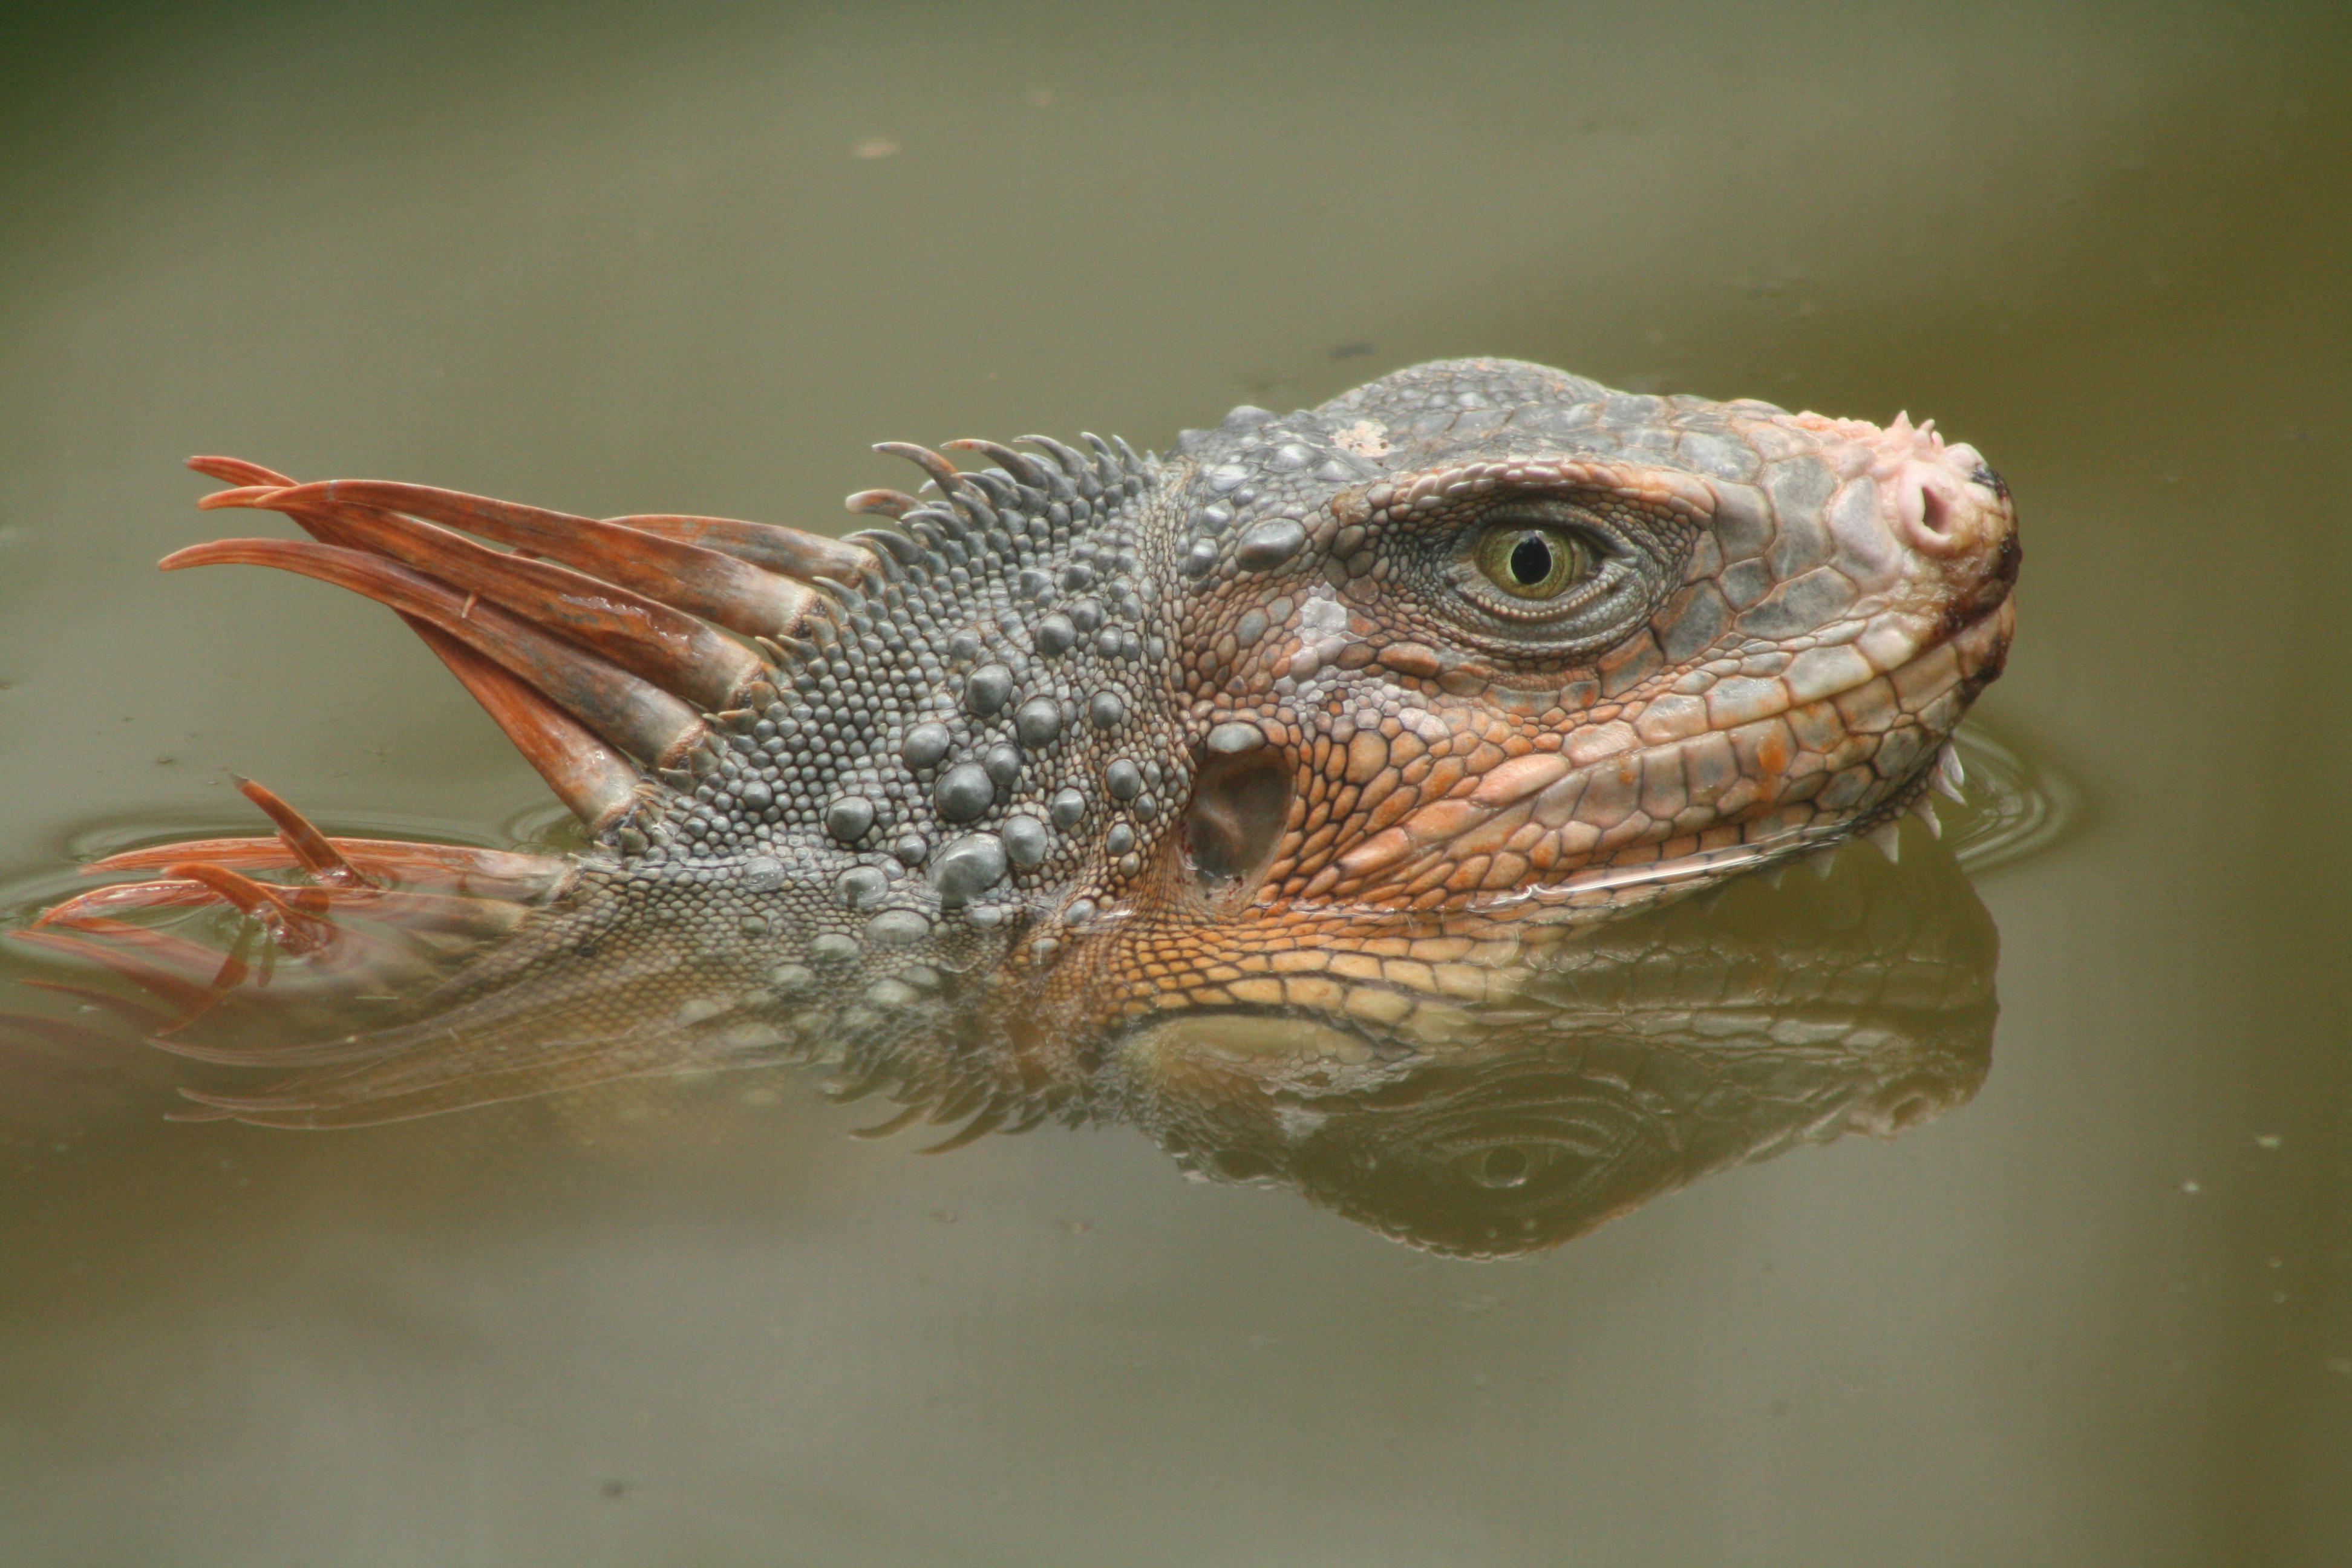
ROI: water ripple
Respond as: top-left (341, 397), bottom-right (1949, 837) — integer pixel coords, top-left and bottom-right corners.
top-left (1945, 720), bottom-right (2083, 874)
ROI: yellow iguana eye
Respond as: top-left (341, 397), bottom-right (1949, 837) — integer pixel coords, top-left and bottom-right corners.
top-left (1473, 524), bottom-right (1591, 600)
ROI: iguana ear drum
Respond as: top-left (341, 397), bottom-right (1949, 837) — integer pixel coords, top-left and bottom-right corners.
top-left (1183, 746), bottom-right (1292, 893)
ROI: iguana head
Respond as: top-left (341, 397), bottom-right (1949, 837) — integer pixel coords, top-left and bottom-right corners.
top-left (1050, 358), bottom-right (2015, 1032)
top-left (16, 359), bottom-right (2017, 1178)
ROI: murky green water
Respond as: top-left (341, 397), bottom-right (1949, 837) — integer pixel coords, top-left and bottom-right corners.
top-left (2, 3), bottom-right (2348, 1563)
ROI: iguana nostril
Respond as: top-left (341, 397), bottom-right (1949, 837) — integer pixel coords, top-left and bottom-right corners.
top-left (1917, 479), bottom-right (1953, 540)
top-left (1893, 459), bottom-right (1989, 557)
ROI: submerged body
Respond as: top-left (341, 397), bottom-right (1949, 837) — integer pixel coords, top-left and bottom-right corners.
top-left (16, 360), bottom-right (2017, 1249)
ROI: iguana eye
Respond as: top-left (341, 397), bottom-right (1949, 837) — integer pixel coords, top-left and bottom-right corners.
top-left (1424, 494), bottom-right (1688, 659)
top-left (1473, 524), bottom-right (1590, 600)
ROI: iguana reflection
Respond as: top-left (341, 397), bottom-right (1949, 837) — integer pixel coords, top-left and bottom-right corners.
top-left (1120, 834), bottom-right (1993, 1255)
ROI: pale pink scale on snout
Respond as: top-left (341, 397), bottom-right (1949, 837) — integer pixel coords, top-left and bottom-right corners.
top-left (1792, 408), bottom-right (2005, 562)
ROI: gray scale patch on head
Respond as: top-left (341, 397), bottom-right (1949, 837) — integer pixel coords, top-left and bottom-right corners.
top-left (824, 795), bottom-right (875, 843)
top-left (935, 762), bottom-right (996, 822)
top-left (742, 855), bottom-right (786, 892)
top-left (1002, 814), bottom-right (1051, 867)
top-left (964, 663), bottom-right (1014, 716)
top-left (1105, 760), bottom-right (1143, 800)
top-left (1089, 691), bottom-right (1126, 730)
top-left (1105, 822), bottom-right (1135, 855)
top-left (901, 722), bottom-right (952, 769)
top-left (1014, 697), bottom-right (1062, 748)
top-left (983, 744), bottom-right (1024, 788)
top-left (1235, 517), bottom-right (1307, 569)
top-left (768, 962), bottom-right (816, 995)
top-left (809, 932), bottom-right (861, 964)
top-left (929, 833), bottom-right (1008, 904)
top-left (1050, 788), bottom-right (1087, 829)
top-left (892, 834), bottom-right (929, 866)
top-left (1033, 613), bottom-right (1076, 656)
top-left (1205, 721), bottom-right (1264, 754)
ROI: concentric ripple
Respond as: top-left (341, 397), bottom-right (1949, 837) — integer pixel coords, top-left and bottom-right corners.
top-left (1943, 720), bottom-right (2081, 874)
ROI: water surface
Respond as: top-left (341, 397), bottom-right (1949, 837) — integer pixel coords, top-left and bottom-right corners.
top-left (2, 3), bottom-right (2348, 1563)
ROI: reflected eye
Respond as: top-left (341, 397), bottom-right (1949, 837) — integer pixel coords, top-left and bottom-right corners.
top-left (1473, 525), bottom-right (1591, 600)
top-left (1466, 1145), bottom-right (1534, 1189)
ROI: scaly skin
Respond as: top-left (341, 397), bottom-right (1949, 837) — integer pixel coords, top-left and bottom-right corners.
top-left (16, 359), bottom-right (2017, 1160)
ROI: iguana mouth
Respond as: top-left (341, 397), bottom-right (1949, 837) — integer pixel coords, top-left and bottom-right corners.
top-left (1295, 586), bottom-right (2017, 917)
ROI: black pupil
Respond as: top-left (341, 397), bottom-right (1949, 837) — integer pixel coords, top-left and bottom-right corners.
top-left (1508, 534), bottom-right (1552, 586)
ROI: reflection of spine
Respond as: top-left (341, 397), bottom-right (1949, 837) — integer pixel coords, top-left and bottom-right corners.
top-left (1119, 829), bottom-right (1998, 1258)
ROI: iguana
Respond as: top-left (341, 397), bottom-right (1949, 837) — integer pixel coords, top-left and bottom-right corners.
top-left (13, 358), bottom-right (2017, 1249)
